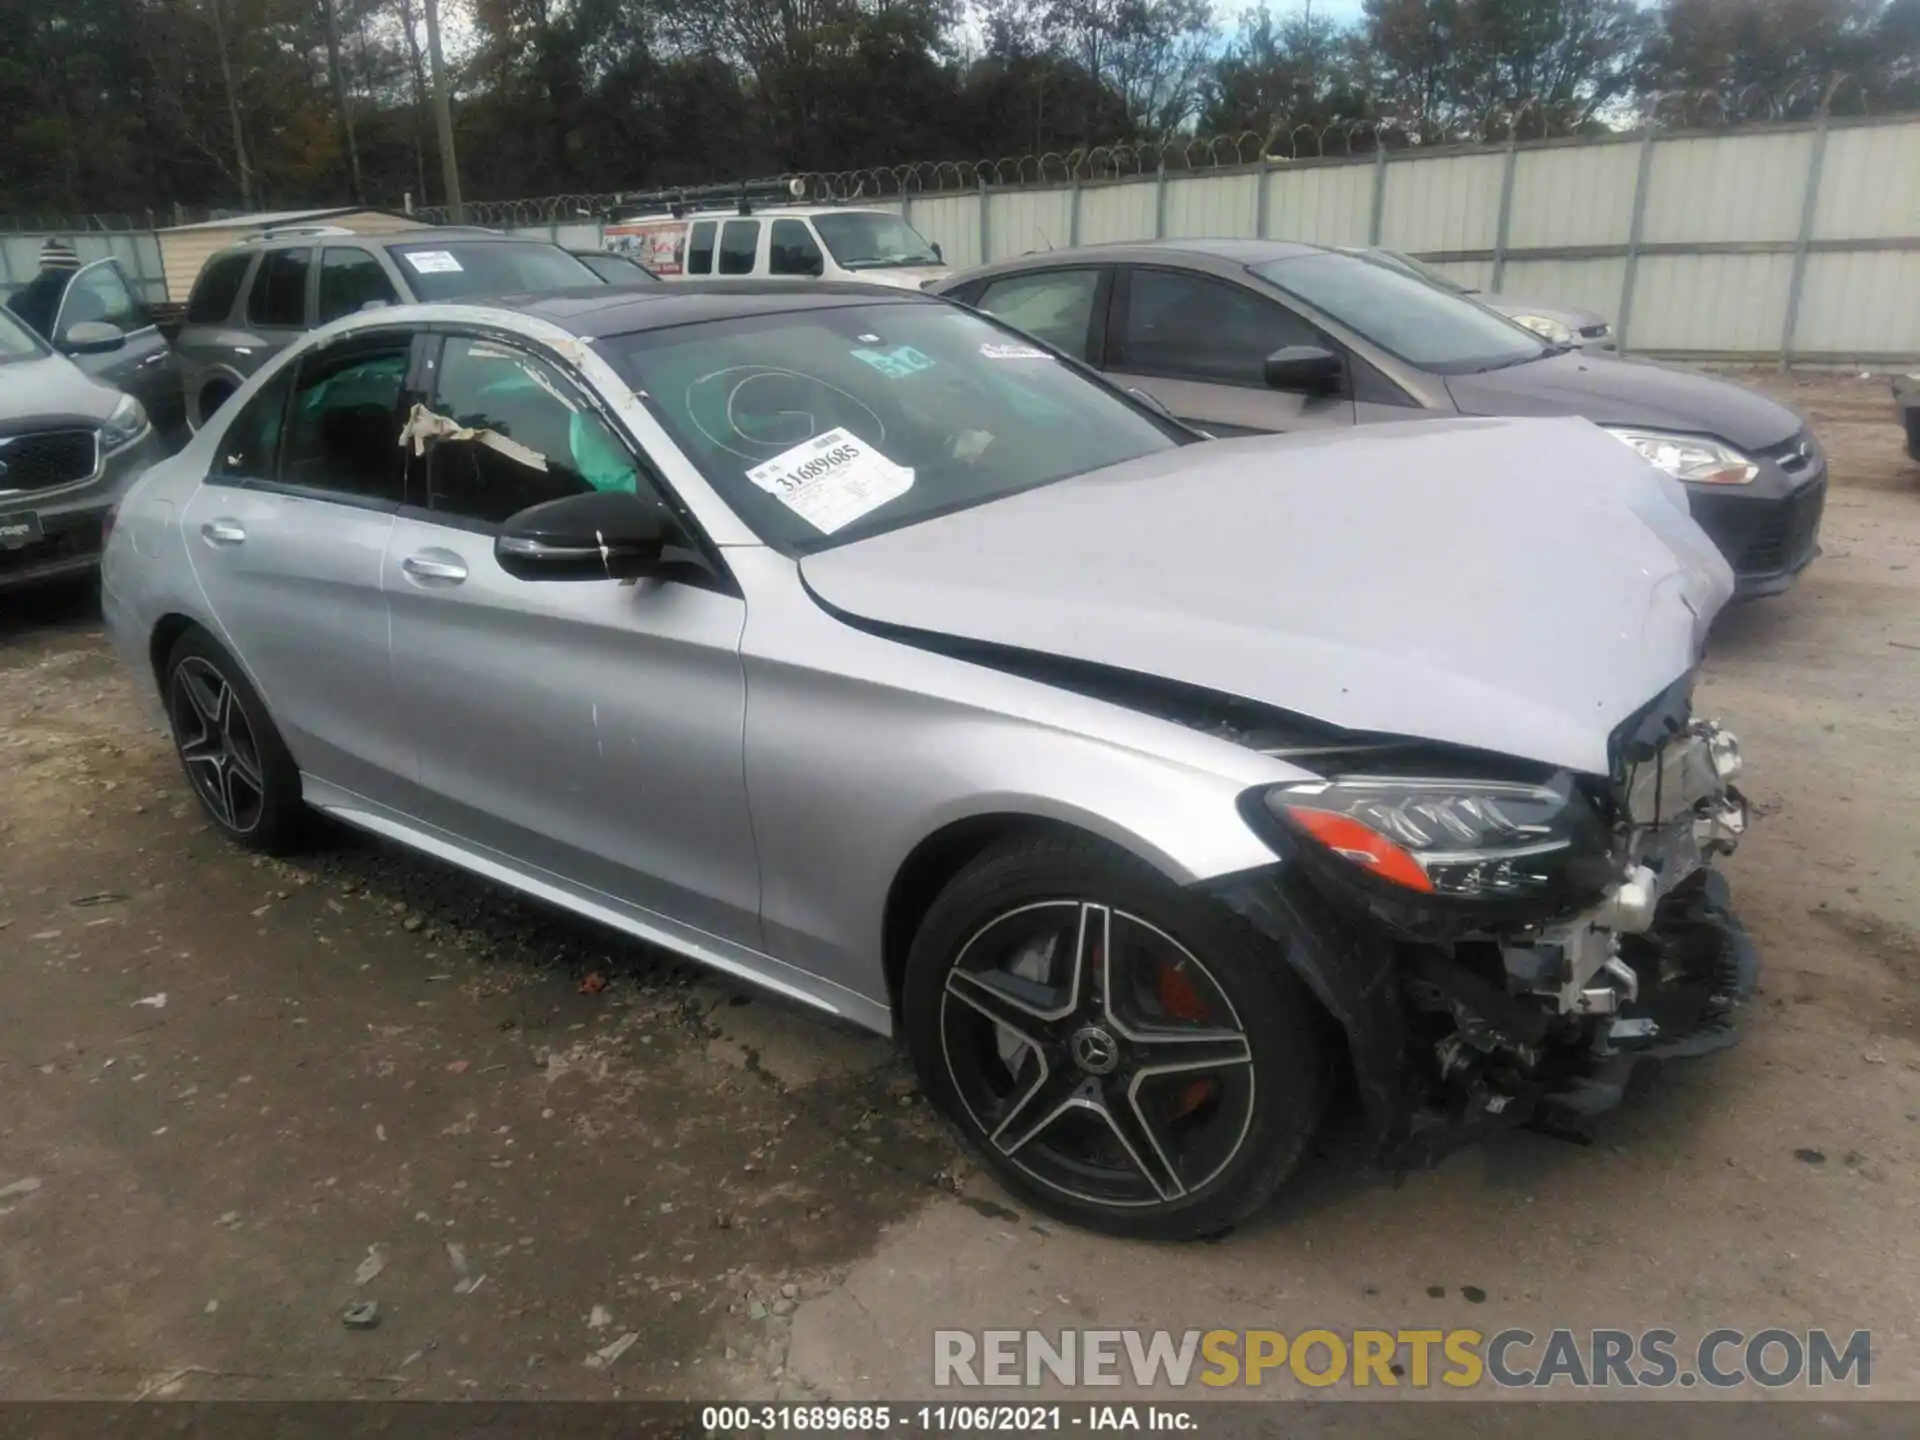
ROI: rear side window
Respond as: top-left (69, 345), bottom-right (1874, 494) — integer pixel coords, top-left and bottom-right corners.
top-left (212, 366), bottom-right (296, 480)
top-left (247, 248), bottom-right (312, 328)
top-left (976, 269), bottom-right (1101, 359)
top-left (279, 340), bottom-right (410, 501)
top-left (718, 220), bottom-right (759, 276)
top-left (769, 220), bottom-right (824, 277)
top-left (422, 335), bottom-right (639, 528)
top-left (187, 254), bottom-right (252, 325)
top-left (686, 222), bottom-right (715, 275)
top-left (317, 247), bottom-right (400, 324)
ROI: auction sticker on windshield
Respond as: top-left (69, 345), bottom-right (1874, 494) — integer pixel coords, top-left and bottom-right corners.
top-left (403, 251), bottom-right (463, 274)
top-left (980, 341), bottom-right (1051, 360)
top-left (746, 427), bottom-right (913, 535)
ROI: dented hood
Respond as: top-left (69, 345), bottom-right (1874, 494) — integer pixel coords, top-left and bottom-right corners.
top-left (800, 418), bottom-right (1734, 775)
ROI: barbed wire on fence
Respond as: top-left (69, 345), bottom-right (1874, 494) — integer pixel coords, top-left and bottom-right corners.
top-left (409, 77), bottom-right (1892, 228)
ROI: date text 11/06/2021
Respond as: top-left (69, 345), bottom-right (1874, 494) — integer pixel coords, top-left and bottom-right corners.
top-left (702, 1405), bottom-right (1196, 1432)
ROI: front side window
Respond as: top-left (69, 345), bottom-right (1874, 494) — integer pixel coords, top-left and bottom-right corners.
top-left (422, 335), bottom-right (640, 528)
top-left (687, 221), bottom-right (715, 275)
top-left (975, 269), bottom-right (1100, 359)
top-left (59, 261), bottom-right (146, 334)
top-left (1253, 252), bottom-right (1545, 373)
top-left (718, 220), bottom-right (760, 276)
top-left (279, 340), bottom-right (410, 500)
top-left (187, 253), bottom-right (252, 325)
top-left (248, 248), bottom-right (312, 328)
top-left (317, 247), bottom-right (401, 324)
top-left (1117, 269), bottom-right (1321, 386)
top-left (607, 301), bottom-right (1182, 553)
top-left (811, 212), bottom-right (941, 271)
top-left (213, 366), bottom-right (297, 480)
top-left (386, 241), bottom-right (598, 301)
top-left (769, 220), bottom-right (824, 277)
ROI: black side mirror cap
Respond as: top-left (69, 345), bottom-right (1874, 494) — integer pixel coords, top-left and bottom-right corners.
top-left (1264, 344), bottom-right (1343, 394)
top-left (495, 490), bottom-right (676, 582)
top-left (931, 241), bottom-right (943, 262)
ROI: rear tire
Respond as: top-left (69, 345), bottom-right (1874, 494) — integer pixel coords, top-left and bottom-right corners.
top-left (902, 833), bottom-right (1324, 1240)
top-left (163, 628), bottom-right (306, 854)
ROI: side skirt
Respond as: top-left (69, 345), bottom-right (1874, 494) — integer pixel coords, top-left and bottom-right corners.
top-left (302, 776), bottom-right (895, 1037)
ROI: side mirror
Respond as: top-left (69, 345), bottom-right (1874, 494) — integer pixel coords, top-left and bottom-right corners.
top-left (64, 321), bottom-right (126, 355)
top-left (808, 255), bottom-right (825, 278)
top-left (931, 241), bottom-right (944, 263)
top-left (495, 490), bottom-right (676, 582)
top-left (1264, 344), bottom-right (1343, 394)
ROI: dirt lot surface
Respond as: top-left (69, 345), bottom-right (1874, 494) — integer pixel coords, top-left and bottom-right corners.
top-left (2, 372), bottom-right (1918, 1417)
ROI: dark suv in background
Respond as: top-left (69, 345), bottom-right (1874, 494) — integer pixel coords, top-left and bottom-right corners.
top-left (173, 226), bottom-right (612, 428)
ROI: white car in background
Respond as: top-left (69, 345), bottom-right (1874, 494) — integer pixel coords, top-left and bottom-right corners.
top-left (606, 202), bottom-right (949, 290)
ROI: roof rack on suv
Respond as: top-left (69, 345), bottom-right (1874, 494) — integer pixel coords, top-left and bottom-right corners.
top-left (237, 223), bottom-right (360, 243)
top-left (606, 178), bottom-right (822, 223)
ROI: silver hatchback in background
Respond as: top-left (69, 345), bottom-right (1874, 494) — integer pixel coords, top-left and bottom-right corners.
top-left (103, 283), bottom-right (1755, 1239)
top-left (172, 226), bottom-right (611, 429)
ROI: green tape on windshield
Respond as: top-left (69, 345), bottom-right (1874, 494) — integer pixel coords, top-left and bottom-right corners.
top-left (849, 345), bottom-right (934, 379)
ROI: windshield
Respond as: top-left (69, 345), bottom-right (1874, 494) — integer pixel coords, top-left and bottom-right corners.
top-left (811, 213), bottom-right (941, 270)
top-left (0, 303), bottom-right (48, 361)
top-left (388, 241), bottom-right (601, 300)
top-left (1375, 249), bottom-right (1471, 295)
top-left (1253, 252), bottom-right (1546, 373)
top-left (608, 302), bottom-right (1181, 552)
top-left (578, 252), bottom-right (657, 283)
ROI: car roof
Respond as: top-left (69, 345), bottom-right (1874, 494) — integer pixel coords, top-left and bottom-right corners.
top-left (494, 281), bottom-right (939, 338)
top-left (947, 237), bottom-right (1329, 282)
top-left (215, 227), bottom-right (537, 256)
top-left (611, 205), bottom-right (897, 223)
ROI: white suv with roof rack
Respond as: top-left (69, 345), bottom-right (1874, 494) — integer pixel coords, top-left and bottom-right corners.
top-left (604, 183), bottom-right (949, 290)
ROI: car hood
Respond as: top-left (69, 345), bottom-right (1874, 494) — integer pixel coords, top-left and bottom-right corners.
top-left (800, 418), bottom-right (1733, 775)
top-left (0, 352), bottom-right (121, 428)
top-left (844, 265), bottom-right (949, 291)
top-left (1446, 350), bottom-right (1802, 449)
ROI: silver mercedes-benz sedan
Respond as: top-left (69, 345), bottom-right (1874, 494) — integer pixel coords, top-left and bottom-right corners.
top-left (101, 282), bottom-right (1756, 1239)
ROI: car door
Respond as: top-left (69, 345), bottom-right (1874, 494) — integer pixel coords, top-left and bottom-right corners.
top-left (315, 244), bottom-right (403, 325)
top-left (382, 329), bottom-right (760, 948)
top-left (969, 267), bottom-right (1109, 362)
top-left (51, 259), bottom-right (182, 430)
top-left (178, 330), bottom-right (414, 803)
top-left (1102, 265), bottom-right (1356, 435)
top-left (235, 246), bottom-right (316, 371)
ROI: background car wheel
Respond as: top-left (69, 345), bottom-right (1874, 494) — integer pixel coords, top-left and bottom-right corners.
top-left (902, 833), bottom-right (1323, 1240)
top-left (163, 628), bottom-right (305, 853)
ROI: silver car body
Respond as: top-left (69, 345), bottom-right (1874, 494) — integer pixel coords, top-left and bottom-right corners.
top-left (100, 294), bottom-right (1730, 1037)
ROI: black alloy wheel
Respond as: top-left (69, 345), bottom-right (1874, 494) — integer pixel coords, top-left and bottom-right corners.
top-left (164, 629), bottom-right (305, 853)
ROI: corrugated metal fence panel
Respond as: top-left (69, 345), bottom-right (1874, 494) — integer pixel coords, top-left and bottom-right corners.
top-left (1507, 140), bottom-right (1640, 248)
top-left (1076, 181), bottom-right (1158, 247)
top-left (1265, 162), bottom-right (1373, 244)
top-left (987, 189), bottom-right (1074, 257)
top-left (1380, 151), bottom-right (1506, 252)
top-left (1794, 250), bottom-right (1920, 355)
top-left (1642, 130), bottom-right (1815, 243)
top-left (1162, 174), bottom-right (1256, 239)
top-left (1629, 252), bottom-right (1796, 353)
top-left (1427, 259), bottom-right (1496, 293)
top-left (1497, 257), bottom-right (1628, 317)
top-left (1814, 119), bottom-right (1920, 241)
top-left (906, 193), bottom-right (982, 268)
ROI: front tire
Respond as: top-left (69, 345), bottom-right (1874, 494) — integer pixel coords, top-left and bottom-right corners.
top-left (163, 628), bottom-right (305, 853)
top-left (902, 834), bottom-right (1323, 1239)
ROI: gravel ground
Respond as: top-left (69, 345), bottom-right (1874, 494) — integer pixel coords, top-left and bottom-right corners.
top-left (1, 371), bottom-right (1917, 1409)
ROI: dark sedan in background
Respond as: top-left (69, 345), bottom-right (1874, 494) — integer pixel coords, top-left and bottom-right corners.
top-left (937, 240), bottom-right (1826, 597)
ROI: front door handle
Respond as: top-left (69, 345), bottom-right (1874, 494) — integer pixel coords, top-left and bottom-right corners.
top-left (199, 519), bottom-right (246, 546)
top-left (402, 550), bottom-right (468, 583)
top-left (138, 351), bottom-right (168, 367)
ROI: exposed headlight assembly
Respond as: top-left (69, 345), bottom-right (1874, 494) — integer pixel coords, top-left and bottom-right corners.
top-left (101, 394), bottom-right (151, 456)
top-left (1508, 312), bottom-right (1573, 345)
top-left (1605, 427), bottom-right (1757, 486)
top-left (1256, 772), bottom-right (1612, 911)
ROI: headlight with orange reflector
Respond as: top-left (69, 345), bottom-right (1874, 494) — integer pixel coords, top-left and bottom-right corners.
top-left (1250, 772), bottom-right (1615, 928)
top-left (1603, 427), bottom-right (1758, 486)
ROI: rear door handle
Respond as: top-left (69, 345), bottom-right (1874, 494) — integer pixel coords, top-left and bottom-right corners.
top-left (139, 351), bottom-right (168, 367)
top-left (402, 550), bottom-right (468, 583)
top-left (199, 519), bottom-right (246, 546)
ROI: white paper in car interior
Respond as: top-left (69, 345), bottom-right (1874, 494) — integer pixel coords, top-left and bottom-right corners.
top-left (404, 250), bottom-right (463, 274)
top-left (745, 427), bottom-right (913, 535)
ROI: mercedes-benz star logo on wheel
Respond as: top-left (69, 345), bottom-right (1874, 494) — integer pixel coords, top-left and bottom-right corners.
top-left (1069, 1025), bottom-right (1120, 1075)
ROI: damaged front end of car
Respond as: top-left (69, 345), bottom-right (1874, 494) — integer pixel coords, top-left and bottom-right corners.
top-left (1210, 678), bottom-right (1757, 1167)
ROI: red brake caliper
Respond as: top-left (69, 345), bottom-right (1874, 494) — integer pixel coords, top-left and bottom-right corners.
top-left (1156, 961), bottom-right (1216, 1119)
